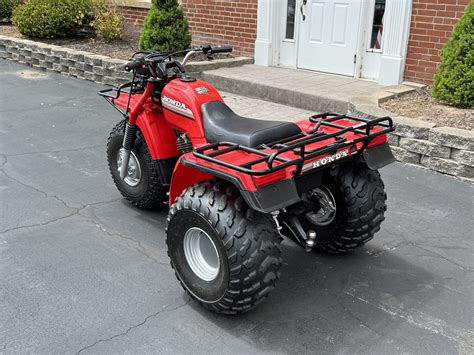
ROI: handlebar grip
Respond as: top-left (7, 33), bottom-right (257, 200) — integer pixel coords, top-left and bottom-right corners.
top-left (124, 58), bottom-right (145, 72)
top-left (210, 46), bottom-right (233, 54)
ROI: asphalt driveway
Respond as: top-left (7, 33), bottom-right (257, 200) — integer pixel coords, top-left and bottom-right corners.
top-left (1, 60), bottom-right (473, 354)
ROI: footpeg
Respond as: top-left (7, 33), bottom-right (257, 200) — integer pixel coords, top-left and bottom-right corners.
top-left (305, 230), bottom-right (317, 252)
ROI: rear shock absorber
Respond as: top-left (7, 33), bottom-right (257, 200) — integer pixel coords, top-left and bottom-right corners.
top-left (119, 122), bottom-right (137, 179)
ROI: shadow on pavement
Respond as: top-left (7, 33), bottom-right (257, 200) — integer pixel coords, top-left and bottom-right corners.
top-left (180, 236), bottom-right (445, 352)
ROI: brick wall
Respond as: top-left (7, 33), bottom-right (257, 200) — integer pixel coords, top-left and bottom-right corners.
top-left (404, 0), bottom-right (469, 84)
top-left (114, 1), bottom-right (258, 57)
top-left (180, 0), bottom-right (257, 57)
top-left (118, 6), bottom-right (149, 26)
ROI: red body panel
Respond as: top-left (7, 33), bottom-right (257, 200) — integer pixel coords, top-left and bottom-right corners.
top-left (113, 79), bottom-right (223, 159)
top-left (110, 78), bottom-right (388, 207)
top-left (161, 79), bottom-right (223, 143)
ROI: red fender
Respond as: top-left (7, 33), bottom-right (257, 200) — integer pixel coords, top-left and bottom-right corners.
top-left (168, 157), bottom-right (214, 206)
top-left (113, 94), bottom-right (180, 160)
top-left (135, 104), bottom-right (181, 160)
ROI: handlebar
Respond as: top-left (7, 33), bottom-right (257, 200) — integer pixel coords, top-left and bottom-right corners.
top-left (123, 44), bottom-right (233, 75)
top-left (124, 57), bottom-right (145, 72)
top-left (209, 46), bottom-right (233, 54)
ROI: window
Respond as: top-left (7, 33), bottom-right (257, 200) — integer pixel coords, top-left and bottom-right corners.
top-left (369, 0), bottom-right (386, 50)
top-left (285, 0), bottom-right (296, 40)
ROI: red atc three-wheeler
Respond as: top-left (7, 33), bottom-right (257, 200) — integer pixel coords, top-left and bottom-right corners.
top-left (99, 45), bottom-right (396, 314)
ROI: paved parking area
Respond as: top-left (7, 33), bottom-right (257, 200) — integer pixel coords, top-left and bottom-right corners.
top-left (1, 60), bottom-right (473, 354)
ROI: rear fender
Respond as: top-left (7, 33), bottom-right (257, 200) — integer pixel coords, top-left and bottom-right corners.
top-left (362, 143), bottom-right (395, 170)
top-left (171, 158), bottom-right (301, 213)
top-left (168, 158), bottom-right (215, 206)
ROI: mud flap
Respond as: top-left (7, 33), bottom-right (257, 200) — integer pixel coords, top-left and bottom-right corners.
top-left (240, 179), bottom-right (301, 213)
top-left (362, 143), bottom-right (396, 170)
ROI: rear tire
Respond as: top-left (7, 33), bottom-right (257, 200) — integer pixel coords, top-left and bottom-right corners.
top-left (166, 181), bottom-right (282, 314)
top-left (107, 120), bottom-right (167, 209)
top-left (317, 162), bottom-right (387, 253)
top-left (283, 161), bottom-right (387, 254)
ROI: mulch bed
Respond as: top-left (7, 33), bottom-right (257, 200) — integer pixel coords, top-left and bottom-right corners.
top-left (1, 23), bottom-right (142, 59)
top-left (0, 24), bottom-right (233, 61)
top-left (381, 86), bottom-right (473, 131)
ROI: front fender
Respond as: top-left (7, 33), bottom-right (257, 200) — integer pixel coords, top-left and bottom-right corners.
top-left (135, 105), bottom-right (180, 160)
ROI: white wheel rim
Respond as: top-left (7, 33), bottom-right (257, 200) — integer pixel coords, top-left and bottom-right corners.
top-left (183, 227), bottom-right (220, 282)
top-left (116, 148), bottom-right (142, 187)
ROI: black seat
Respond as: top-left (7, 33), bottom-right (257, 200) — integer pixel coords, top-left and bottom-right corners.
top-left (201, 101), bottom-right (301, 148)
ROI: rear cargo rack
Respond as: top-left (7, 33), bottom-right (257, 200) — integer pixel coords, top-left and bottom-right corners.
top-left (193, 112), bottom-right (394, 176)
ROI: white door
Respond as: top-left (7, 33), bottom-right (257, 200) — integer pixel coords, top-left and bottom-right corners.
top-left (297, 0), bottom-right (362, 76)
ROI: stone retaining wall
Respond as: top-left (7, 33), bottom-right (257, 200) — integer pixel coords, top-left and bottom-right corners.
top-left (0, 35), bottom-right (252, 87)
top-left (351, 90), bottom-right (474, 182)
top-left (389, 119), bottom-right (473, 180)
top-left (0, 36), bottom-right (133, 87)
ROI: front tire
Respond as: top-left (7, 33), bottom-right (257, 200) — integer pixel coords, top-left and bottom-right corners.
top-left (166, 181), bottom-right (282, 314)
top-left (107, 120), bottom-right (167, 209)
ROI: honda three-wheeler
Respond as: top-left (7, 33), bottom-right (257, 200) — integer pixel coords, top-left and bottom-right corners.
top-left (99, 45), bottom-right (395, 314)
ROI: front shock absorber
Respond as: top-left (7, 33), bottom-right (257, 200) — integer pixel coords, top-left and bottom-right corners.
top-left (119, 122), bottom-right (137, 179)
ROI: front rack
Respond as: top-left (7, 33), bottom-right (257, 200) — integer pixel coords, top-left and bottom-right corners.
top-left (98, 81), bottom-right (136, 116)
top-left (98, 79), bottom-right (148, 117)
top-left (193, 112), bottom-right (394, 176)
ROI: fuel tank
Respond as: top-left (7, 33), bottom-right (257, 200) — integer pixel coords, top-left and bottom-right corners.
top-left (161, 78), bottom-right (223, 144)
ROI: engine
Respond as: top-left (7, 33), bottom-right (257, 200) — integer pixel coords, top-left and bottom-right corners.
top-left (175, 130), bottom-right (193, 153)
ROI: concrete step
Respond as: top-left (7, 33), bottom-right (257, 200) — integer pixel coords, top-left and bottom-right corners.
top-left (186, 56), bottom-right (253, 73)
top-left (200, 64), bottom-right (382, 113)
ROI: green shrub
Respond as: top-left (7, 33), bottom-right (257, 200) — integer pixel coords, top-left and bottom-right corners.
top-left (432, 3), bottom-right (474, 108)
top-left (83, 0), bottom-right (107, 23)
top-left (12, 0), bottom-right (90, 38)
top-left (92, 6), bottom-right (124, 42)
top-left (0, 0), bottom-right (21, 21)
top-left (139, 0), bottom-right (191, 51)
